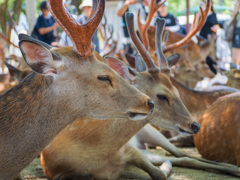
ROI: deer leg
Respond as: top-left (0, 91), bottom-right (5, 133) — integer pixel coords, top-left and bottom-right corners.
top-left (145, 153), bottom-right (240, 177)
top-left (124, 144), bottom-right (171, 180)
top-left (136, 124), bottom-right (186, 157)
top-left (168, 134), bottom-right (195, 147)
top-left (136, 125), bottom-right (233, 166)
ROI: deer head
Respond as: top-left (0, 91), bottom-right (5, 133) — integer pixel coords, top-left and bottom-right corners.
top-left (124, 13), bottom-right (200, 134)
top-left (0, 0), bottom-right (154, 179)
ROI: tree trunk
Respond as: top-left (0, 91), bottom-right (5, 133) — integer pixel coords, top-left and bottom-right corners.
top-left (0, 0), bottom-right (8, 35)
top-left (25, 0), bottom-right (37, 34)
top-left (12, 0), bottom-right (23, 24)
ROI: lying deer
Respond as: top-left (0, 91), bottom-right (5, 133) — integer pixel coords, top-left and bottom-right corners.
top-left (0, 0), bottom-right (155, 179)
top-left (40, 14), bottom-right (201, 180)
top-left (172, 46), bottom-right (203, 88)
top-left (194, 92), bottom-right (240, 166)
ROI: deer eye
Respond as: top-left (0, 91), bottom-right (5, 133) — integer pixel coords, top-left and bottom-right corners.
top-left (97, 75), bottom-right (113, 86)
top-left (157, 94), bottom-right (169, 103)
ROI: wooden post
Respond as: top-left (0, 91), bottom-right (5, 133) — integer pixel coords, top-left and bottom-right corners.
top-left (186, 0), bottom-right (190, 32)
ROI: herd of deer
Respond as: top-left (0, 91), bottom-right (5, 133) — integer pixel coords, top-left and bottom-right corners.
top-left (0, 0), bottom-right (240, 179)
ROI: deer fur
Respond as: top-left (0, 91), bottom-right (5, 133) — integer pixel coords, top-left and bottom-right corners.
top-left (194, 92), bottom-right (240, 166)
top-left (148, 27), bottom-right (215, 79)
top-left (0, 34), bottom-right (153, 180)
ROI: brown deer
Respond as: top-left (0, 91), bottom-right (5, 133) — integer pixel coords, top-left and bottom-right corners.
top-left (0, 0), bottom-right (154, 179)
top-left (194, 92), bottom-right (240, 166)
top-left (40, 14), bottom-right (201, 180)
top-left (225, 69), bottom-right (240, 90)
top-left (172, 46), bottom-right (203, 88)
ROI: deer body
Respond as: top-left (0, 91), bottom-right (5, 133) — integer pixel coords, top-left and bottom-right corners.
top-left (194, 92), bottom-right (240, 166)
top-left (0, 0), bottom-right (154, 178)
top-left (0, 47), bottom-right (152, 180)
top-left (40, 15), bottom-right (200, 180)
top-left (171, 77), bottom-right (239, 120)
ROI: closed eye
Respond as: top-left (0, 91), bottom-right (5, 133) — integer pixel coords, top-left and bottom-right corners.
top-left (157, 94), bottom-right (169, 104)
top-left (97, 75), bottom-right (113, 86)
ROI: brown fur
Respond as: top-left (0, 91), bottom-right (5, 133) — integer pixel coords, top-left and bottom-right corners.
top-left (40, 66), bottom-right (198, 179)
top-left (194, 92), bottom-right (240, 166)
top-left (148, 26), bottom-right (215, 78)
top-left (0, 44), bottom-right (152, 180)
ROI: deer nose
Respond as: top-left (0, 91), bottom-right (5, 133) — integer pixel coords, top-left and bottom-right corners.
top-left (191, 122), bottom-right (201, 134)
top-left (147, 100), bottom-right (154, 114)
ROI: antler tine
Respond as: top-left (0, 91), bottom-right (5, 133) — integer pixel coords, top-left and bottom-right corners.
top-left (163, 0), bottom-right (211, 53)
top-left (162, 31), bottom-right (168, 49)
top-left (126, 12), bottom-right (159, 72)
top-left (86, 0), bottom-right (98, 23)
top-left (137, 0), bottom-right (165, 50)
top-left (155, 18), bottom-right (168, 69)
top-left (47, 0), bottom-right (105, 57)
top-left (190, 12), bottom-right (197, 31)
top-left (0, 32), bottom-right (19, 48)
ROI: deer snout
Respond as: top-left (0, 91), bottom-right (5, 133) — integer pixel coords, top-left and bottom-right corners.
top-left (191, 122), bottom-right (200, 134)
top-left (148, 99), bottom-right (154, 114)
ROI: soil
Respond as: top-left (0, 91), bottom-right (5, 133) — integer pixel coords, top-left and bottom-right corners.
top-left (21, 147), bottom-right (239, 180)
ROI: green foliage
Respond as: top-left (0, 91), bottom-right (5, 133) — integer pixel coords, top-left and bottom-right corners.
top-left (167, 0), bottom-right (234, 16)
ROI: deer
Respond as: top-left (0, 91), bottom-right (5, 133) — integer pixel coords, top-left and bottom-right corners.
top-left (129, 0), bottom-right (239, 148)
top-left (194, 92), bottom-right (240, 166)
top-left (0, 0), bottom-right (157, 179)
top-left (171, 46), bottom-right (203, 88)
top-left (135, 0), bottom-right (214, 89)
top-left (39, 13), bottom-right (203, 180)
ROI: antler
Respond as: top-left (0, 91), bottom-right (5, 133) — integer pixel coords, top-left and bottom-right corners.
top-left (163, 0), bottom-right (211, 53)
top-left (47, 0), bottom-right (105, 57)
top-left (137, 0), bottom-right (165, 50)
top-left (0, 32), bottom-right (19, 48)
top-left (126, 12), bottom-right (159, 72)
top-left (155, 18), bottom-right (168, 69)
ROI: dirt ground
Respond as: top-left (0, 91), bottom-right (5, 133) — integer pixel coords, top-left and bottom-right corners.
top-left (21, 147), bottom-right (239, 180)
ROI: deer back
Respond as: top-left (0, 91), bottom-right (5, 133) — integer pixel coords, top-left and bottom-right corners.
top-left (194, 92), bottom-right (240, 166)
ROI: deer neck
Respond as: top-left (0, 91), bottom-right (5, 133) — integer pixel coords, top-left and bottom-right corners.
top-left (64, 118), bottom-right (147, 156)
top-left (0, 73), bottom-right (86, 177)
top-left (170, 76), bottom-right (226, 120)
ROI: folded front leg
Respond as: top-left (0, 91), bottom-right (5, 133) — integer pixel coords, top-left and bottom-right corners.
top-left (124, 143), bottom-right (172, 180)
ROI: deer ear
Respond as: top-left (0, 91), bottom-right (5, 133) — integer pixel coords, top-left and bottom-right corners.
top-left (125, 53), bottom-right (136, 68)
top-left (19, 41), bottom-right (58, 76)
top-left (105, 56), bottom-right (132, 81)
top-left (167, 53), bottom-right (180, 67)
top-left (4, 61), bottom-right (20, 79)
top-left (135, 55), bottom-right (147, 72)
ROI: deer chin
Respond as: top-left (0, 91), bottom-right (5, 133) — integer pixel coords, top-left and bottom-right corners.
top-left (176, 125), bottom-right (193, 135)
top-left (127, 112), bottom-right (148, 121)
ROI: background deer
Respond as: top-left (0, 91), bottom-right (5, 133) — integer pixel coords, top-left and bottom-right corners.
top-left (194, 92), bottom-right (240, 166)
top-left (0, 0), bottom-right (154, 179)
top-left (40, 14), bottom-right (201, 180)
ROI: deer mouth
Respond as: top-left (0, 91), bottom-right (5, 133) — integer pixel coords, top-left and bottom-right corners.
top-left (176, 125), bottom-right (193, 135)
top-left (128, 112), bottom-right (148, 121)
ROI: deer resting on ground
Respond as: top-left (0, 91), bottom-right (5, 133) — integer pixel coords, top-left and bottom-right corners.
top-left (0, 0), bottom-right (155, 179)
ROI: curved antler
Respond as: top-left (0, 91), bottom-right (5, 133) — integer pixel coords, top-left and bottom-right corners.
top-left (163, 0), bottom-right (211, 53)
top-left (86, 0), bottom-right (98, 23)
top-left (126, 12), bottom-right (159, 72)
top-left (155, 18), bottom-right (168, 69)
top-left (137, 0), bottom-right (165, 50)
top-left (47, 0), bottom-right (105, 57)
